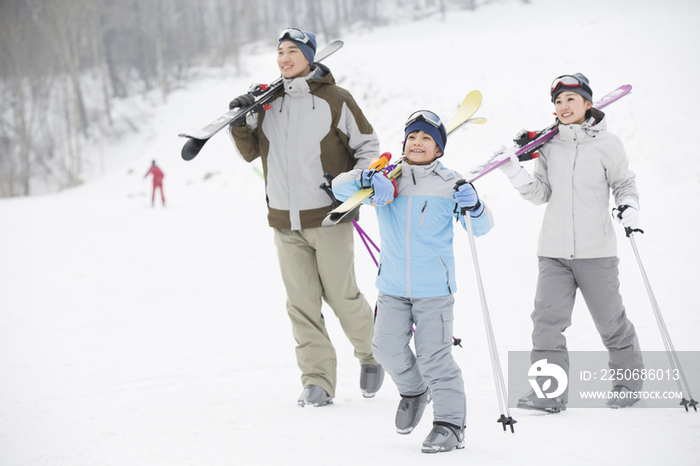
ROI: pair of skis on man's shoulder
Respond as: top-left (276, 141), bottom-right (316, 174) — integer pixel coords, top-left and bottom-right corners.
top-left (178, 40), bottom-right (345, 161)
top-left (321, 84), bottom-right (632, 227)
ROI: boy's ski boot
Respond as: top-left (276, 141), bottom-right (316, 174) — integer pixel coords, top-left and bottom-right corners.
top-left (395, 388), bottom-right (432, 434)
top-left (421, 423), bottom-right (465, 454)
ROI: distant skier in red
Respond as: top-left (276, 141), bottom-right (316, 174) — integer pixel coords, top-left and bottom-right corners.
top-left (144, 160), bottom-right (165, 207)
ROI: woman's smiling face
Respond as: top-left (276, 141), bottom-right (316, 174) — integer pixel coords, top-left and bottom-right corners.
top-left (554, 91), bottom-right (592, 125)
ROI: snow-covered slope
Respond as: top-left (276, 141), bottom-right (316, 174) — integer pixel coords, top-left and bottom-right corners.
top-left (2, 0), bottom-right (699, 464)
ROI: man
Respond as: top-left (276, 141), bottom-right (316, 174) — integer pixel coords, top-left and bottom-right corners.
top-left (228, 28), bottom-right (383, 406)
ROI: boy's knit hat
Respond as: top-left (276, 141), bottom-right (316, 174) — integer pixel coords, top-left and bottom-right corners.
top-left (551, 73), bottom-right (593, 103)
top-left (403, 120), bottom-right (447, 157)
top-left (278, 29), bottom-right (316, 66)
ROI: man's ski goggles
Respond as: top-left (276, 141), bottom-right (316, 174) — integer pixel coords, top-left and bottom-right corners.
top-left (405, 110), bottom-right (447, 143)
top-left (550, 75), bottom-right (592, 98)
top-left (278, 28), bottom-right (316, 52)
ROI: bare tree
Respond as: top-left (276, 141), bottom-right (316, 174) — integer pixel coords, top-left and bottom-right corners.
top-left (0, 0), bottom-right (497, 197)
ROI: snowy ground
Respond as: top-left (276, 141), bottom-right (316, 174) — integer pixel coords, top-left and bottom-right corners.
top-left (2, 0), bottom-right (700, 464)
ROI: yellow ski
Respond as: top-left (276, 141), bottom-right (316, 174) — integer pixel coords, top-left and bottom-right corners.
top-left (322, 91), bottom-right (485, 227)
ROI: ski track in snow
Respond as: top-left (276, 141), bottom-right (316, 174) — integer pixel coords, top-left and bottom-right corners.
top-left (2, 0), bottom-right (700, 464)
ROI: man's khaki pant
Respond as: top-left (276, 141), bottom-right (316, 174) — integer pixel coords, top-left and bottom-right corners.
top-left (274, 222), bottom-right (377, 397)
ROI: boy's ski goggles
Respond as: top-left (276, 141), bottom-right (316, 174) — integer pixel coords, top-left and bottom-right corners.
top-left (404, 110), bottom-right (447, 143)
top-left (278, 28), bottom-right (316, 51)
top-left (550, 75), bottom-right (592, 98)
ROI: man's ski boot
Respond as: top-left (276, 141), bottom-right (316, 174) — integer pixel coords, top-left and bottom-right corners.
top-left (395, 388), bottom-right (432, 434)
top-left (517, 389), bottom-right (566, 413)
top-left (421, 423), bottom-right (465, 454)
top-left (298, 385), bottom-right (333, 407)
top-left (360, 364), bottom-right (385, 398)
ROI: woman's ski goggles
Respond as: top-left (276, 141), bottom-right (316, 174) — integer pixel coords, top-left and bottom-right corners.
top-left (278, 28), bottom-right (316, 51)
top-left (550, 75), bottom-right (592, 98)
top-left (404, 110), bottom-right (447, 143)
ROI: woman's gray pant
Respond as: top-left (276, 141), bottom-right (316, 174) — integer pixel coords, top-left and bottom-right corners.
top-left (372, 292), bottom-right (466, 428)
top-left (531, 257), bottom-right (644, 397)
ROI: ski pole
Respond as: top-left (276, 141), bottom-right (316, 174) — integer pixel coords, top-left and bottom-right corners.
top-left (321, 173), bottom-right (380, 266)
top-left (351, 219), bottom-right (380, 267)
top-left (455, 180), bottom-right (516, 432)
top-left (614, 207), bottom-right (697, 412)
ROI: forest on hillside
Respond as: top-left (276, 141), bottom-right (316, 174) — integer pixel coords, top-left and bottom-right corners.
top-left (0, 0), bottom-right (526, 197)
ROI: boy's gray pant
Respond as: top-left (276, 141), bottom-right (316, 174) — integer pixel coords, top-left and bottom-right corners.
top-left (531, 257), bottom-right (644, 396)
top-left (373, 292), bottom-right (465, 428)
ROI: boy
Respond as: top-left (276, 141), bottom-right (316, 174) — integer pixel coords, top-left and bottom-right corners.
top-left (333, 110), bottom-right (494, 452)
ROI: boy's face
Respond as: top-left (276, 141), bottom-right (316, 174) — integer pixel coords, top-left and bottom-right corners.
top-left (277, 41), bottom-right (311, 79)
top-left (404, 130), bottom-right (441, 165)
top-left (554, 91), bottom-right (592, 125)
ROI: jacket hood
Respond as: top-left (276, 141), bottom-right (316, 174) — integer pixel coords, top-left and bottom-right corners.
top-left (555, 107), bottom-right (607, 143)
top-left (281, 63), bottom-right (334, 93)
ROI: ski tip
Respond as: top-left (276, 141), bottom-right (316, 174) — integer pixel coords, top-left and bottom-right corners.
top-left (463, 89), bottom-right (482, 108)
top-left (181, 138), bottom-right (207, 161)
top-left (446, 116), bottom-right (487, 136)
top-left (321, 215), bottom-right (338, 227)
top-left (314, 39), bottom-right (344, 63)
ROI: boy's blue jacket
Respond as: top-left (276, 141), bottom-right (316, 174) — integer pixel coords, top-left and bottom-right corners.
top-left (333, 159), bottom-right (494, 298)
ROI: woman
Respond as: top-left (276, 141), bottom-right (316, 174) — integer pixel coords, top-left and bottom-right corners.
top-left (500, 73), bottom-right (644, 412)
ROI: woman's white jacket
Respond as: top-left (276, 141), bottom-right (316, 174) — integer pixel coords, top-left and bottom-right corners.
top-left (516, 113), bottom-right (638, 259)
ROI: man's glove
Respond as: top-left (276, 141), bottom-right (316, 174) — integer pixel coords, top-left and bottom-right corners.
top-left (362, 170), bottom-right (394, 206)
top-left (229, 94), bottom-right (255, 127)
top-left (452, 181), bottom-right (484, 217)
top-left (229, 93), bottom-right (255, 110)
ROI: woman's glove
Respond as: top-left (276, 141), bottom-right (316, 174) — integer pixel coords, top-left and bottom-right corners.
top-left (616, 200), bottom-right (640, 230)
top-left (494, 145), bottom-right (532, 188)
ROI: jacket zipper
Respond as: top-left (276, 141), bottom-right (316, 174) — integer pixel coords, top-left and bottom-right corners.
top-left (439, 256), bottom-right (452, 294)
top-left (420, 201), bottom-right (428, 228)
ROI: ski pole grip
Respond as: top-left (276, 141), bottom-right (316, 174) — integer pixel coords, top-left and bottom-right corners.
top-left (453, 179), bottom-right (481, 214)
top-left (613, 205), bottom-right (644, 238)
top-left (368, 152), bottom-right (392, 171)
top-left (454, 179), bottom-right (468, 191)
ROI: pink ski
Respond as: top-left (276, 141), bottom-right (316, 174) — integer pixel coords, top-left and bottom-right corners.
top-left (467, 84), bottom-right (632, 183)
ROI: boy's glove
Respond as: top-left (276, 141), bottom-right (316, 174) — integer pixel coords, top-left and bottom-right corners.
top-left (452, 181), bottom-right (484, 217)
top-left (362, 170), bottom-right (394, 206)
